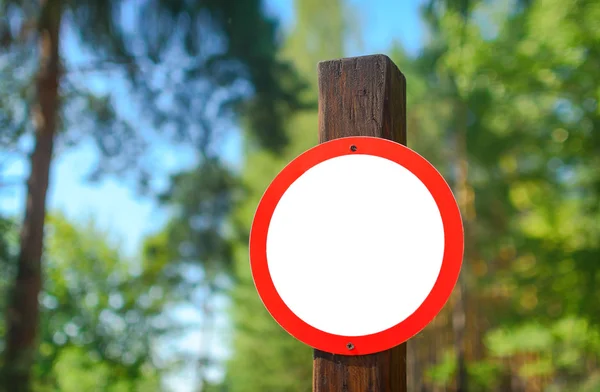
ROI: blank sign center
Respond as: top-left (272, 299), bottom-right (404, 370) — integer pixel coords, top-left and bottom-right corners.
top-left (266, 154), bottom-right (445, 337)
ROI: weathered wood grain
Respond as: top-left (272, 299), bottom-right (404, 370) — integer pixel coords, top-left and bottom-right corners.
top-left (317, 54), bottom-right (406, 144)
top-left (313, 54), bottom-right (407, 392)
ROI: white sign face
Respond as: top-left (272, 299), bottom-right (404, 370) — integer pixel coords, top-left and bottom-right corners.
top-left (250, 136), bottom-right (463, 355)
top-left (266, 154), bottom-right (444, 336)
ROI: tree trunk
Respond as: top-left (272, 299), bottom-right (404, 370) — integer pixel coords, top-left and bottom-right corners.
top-left (3, 1), bottom-right (62, 390)
top-left (452, 101), bottom-right (470, 392)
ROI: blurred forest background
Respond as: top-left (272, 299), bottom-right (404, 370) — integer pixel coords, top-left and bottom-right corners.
top-left (0, 0), bottom-right (599, 391)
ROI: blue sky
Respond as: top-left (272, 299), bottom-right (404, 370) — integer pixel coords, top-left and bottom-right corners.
top-left (0, 0), bottom-right (425, 390)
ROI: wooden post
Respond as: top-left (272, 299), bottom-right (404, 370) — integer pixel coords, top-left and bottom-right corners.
top-left (313, 54), bottom-right (407, 392)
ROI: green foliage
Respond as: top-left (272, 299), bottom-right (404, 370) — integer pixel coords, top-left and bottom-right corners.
top-left (486, 318), bottom-right (600, 383)
top-left (426, 350), bottom-right (457, 386)
top-left (0, 216), bottom-right (17, 350)
top-left (415, 0), bottom-right (600, 388)
top-left (426, 351), bottom-right (505, 391)
top-left (157, 158), bottom-right (240, 279)
top-left (467, 361), bottom-right (504, 391)
top-left (0, 213), bottom-right (173, 390)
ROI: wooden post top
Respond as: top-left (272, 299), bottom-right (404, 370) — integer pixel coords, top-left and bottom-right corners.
top-left (317, 54), bottom-right (406, 144)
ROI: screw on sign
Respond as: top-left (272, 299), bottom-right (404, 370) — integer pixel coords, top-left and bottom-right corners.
top-left (249, 55), bottom-right (464, 391)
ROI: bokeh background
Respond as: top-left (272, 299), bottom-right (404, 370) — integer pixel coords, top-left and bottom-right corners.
top-left (1, 0), bottom-right (599, 391)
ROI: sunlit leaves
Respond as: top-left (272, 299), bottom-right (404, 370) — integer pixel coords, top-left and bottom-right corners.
top-left (28, 213), bottom-right (173, 388)
top-left (485, 318), bottom-right (600, 387)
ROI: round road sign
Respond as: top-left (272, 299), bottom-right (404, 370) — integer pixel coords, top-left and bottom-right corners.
top-left (249, 136), bottom-right (463, 355)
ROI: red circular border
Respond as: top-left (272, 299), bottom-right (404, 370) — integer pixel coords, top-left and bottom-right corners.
top-left (249, 136), bottom-right (464, 355)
